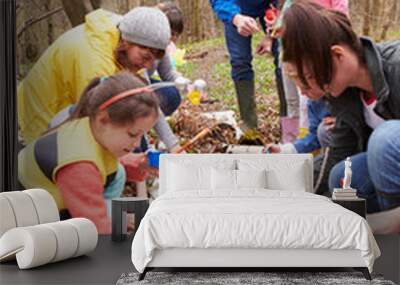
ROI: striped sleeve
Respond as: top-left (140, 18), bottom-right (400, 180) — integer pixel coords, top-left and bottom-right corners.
top-left (55, 162), bottom-right (111, 234)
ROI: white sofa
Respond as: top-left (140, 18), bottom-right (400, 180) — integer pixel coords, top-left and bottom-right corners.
top-left (132, 154), bottom-right (380, 280)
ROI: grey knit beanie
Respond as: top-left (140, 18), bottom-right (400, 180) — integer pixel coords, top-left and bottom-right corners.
top-left (118, 7), bottom-right (171, 51)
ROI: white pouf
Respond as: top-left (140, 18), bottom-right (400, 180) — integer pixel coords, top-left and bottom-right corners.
top-left (66, 218), bottom-right (98, 257)
top-left (0, 191), bottom-right (39, 227)
top-left (23, 189), bottom-right (59, 224)
top-left (0, 189), bottom-right (98, 269)
top-left (0, 196), bottom-right (17, 237)
top-left (0, 225), bottom-right (57, 269)
top-left (42, 221), bottom-right (79, 262)
top-left (0, 219), bottom-right (98, 269)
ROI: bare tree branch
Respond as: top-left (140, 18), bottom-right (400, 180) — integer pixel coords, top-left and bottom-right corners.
top-left (17, 6), bottom-right (64, 39)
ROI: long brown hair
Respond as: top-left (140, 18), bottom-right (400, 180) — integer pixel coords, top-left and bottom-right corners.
top-left (281, 1), bottom-right (364, 90)
top-left (47, 72), bottom-right (159, 134)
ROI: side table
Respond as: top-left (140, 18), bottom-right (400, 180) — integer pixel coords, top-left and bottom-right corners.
top-left (332, 197), bottom-right (366, 218)
top-left (112, 197), bottom-right (149, 242)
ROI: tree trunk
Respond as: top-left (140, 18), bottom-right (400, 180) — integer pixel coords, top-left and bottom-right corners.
top-left (119, 0), bottom-right (130, 13)
top-left (177, 0), bottom-right (189, 43)
top-left (362, 0), bottom-right (371, 36)
top-left (373, 0), bottom-right (382, 39)
top-left (192, 0), bottom-right (201, 42)
top-left (61, 0), bottom-right (94, 27)
top-left (380, 0), bottom-right (398, 41)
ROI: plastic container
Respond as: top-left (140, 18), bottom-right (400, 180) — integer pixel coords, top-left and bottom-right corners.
top-left (187, 79), bottom-right (206, 105)
top-left (188, 90), bottom-right (201, 105)
top-left (147, 150), bottom-right (162, 168)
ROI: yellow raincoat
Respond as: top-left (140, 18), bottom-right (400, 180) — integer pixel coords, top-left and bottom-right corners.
top-left (18, 9), bottom-right (123, 144)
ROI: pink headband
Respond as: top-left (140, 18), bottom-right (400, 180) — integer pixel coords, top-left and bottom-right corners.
top-left (98, 86), bottom-right (152, 111)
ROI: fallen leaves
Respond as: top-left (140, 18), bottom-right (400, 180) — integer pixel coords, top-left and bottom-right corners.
top-left (168, 101), bottom-right (238, 153)
top-left (165, 94), bottom-right (281, 153)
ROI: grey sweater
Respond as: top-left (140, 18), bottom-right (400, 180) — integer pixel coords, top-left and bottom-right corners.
top-left (145, 54), bottom-right (180, 150)
top-left (146, 53), bottom-right (180, 82)
top-left (153, 110), bottom-right (179, 150)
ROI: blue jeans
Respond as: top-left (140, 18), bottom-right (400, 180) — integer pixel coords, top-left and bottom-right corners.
top-left (329, 120), bottom-right (400, 213)
top-left (150, 78), bottom-right (181, 116)
top-left (223, 18), bottom-right (280, 81)
top-left (223, 17), bottom-right (285, 115)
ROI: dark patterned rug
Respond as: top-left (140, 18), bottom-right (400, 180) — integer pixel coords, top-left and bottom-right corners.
top-left (116, 271), bottom-right (395, 285)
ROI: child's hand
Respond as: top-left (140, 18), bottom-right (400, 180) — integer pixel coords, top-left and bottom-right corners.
top-left (120, 153), bottom-right (159, 181)
top-left (256, 35), bottom-right (273, 55)
top-left (265, 143), bottom-right (281, 153)
top-left (323, 116), bottom-right (336, 131)
top-left (232, 14), bottom-right (260, 36)
top-left (174, 76), bottom-right (191, 91)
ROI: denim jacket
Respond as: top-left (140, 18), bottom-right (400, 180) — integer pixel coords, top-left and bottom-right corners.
top-left (326, 37), bottom-right (400, 174)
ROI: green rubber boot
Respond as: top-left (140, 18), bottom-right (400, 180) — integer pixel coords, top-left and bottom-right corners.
top-left (234, 80), bottom-right (258, 130)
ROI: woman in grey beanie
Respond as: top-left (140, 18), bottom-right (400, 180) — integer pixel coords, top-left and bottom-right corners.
top-left (113, 7), bottom-right (182, 153)
top-left (115, 7), bottom-right (171, 73)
